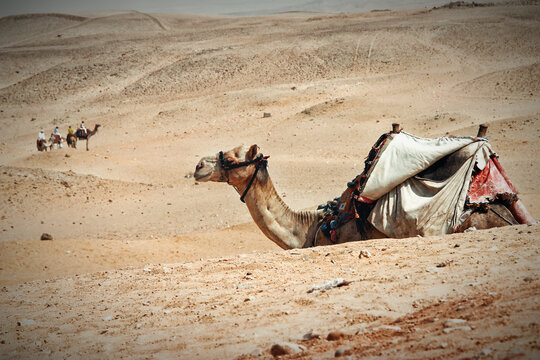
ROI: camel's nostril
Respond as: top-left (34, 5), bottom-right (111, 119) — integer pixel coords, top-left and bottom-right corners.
top-left (196, 161), bottom-right (203, 170)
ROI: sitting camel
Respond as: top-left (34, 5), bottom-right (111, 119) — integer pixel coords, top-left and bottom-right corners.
top-left (194, 143), bottom-right (525, 249)
top-left (74, 124), bottom-right (101, 151)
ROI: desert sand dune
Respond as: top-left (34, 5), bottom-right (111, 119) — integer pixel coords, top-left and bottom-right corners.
top-left (0, 2), bottom-right (539, 359)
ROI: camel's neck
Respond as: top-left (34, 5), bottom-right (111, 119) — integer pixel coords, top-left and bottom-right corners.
top-left (88, 127), bottom-right (98, 136)
top-left (235, 169), bottom-right (322, 249)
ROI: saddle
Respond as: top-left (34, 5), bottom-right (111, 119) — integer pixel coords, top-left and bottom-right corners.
top-left (76, 129), bottom-right (88, 139)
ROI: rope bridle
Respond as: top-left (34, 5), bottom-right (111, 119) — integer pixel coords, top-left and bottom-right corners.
top-left (219, 151), bottom-right (269, 203)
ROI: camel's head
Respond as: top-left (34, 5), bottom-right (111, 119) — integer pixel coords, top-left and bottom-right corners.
top-left (194, 144), bottom-right (264, 185)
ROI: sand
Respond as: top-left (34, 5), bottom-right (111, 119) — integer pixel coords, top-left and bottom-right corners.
top-left (0, 3), bottom-right (539, 359)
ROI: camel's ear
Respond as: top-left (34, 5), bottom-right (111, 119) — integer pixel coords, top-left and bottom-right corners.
top-left (246, 144), bottom-right (259, 161)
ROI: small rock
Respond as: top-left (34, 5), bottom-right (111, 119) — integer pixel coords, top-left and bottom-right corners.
top-left (103, 315), bottom-right (113, 321)
top-left (40, 233), bottom-right (53, 241)
top-left (464, 227), bottom-right (477, 232)
top-left (335, 346), bottom-right (352, 357)
top-left (270, 342), bottom-right (305, 357)
top-left (436, 259), bottom-right (453, 268)
top-left (443, 326), bottom-right (471, 333)
top-left (359, 250), bottom-right (372, 259)
top-left (307, 278), bottom-right (351, 293)
top-left (440, 342), bottom-right (448, 349)
top-left (372, 325), bottom-right (401, 331)
top-left (135, 323), bottom-right (142, 329)
top-left (454, 244), bottom-right (460, 248)
top-left (263, 112), bottom-right (271, 118)
top-left (302, 331), bottom-right (320, 340)
top-left (481, 348), bottom-right (492, 356)
top-left (444, 319), bottom-right (467, 328)
top-left (164, 309), bottom-right (172, 314)
top-left (327, 331), bottom-right (345, 341)
top-left (523, 276), bottom-right (534, 282)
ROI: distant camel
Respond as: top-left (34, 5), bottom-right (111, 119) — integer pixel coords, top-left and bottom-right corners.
top-left (74, 124), bottom-right (101, 151)
top-left (36, 135), bottom-right (54, 152)
top-left (194, 144), bottom-right (521, 249)
top-left (66, 133), bottom-right (77, 148)
top-left (52, 134), bottom-right (63, 149)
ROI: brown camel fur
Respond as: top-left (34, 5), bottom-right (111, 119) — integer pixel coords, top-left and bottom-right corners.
top-left (194, 144), bottom-right (518, 249)
top-left (66, 133), bottom-right (77, 148)
top-left (36, 135), bottom-right (54, 152)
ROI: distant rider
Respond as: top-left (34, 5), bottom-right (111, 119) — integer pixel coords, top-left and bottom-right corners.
top-left (80, 121), bottom-right (87, 136)
top-left (36, 130), bottom-right (46, 150)
top-left (53, 126), bottom-right (63, 148)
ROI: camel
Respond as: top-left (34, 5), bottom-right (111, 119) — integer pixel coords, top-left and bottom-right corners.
top-left (66, 133), bottom-right (77, 148)
top-left (74, 124), bottom-right (101, 151)
top-left (194, 143), bottom-right (522, 249)
top-left (36, 135), bottom-right (54, 152)
top-left (51, 134), bottom-right (63, 149)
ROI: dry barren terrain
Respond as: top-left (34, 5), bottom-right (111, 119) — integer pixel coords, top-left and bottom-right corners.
top-left (0, 3), bottom-right (539, 359)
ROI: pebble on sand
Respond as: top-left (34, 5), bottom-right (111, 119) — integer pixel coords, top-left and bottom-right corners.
top-left (40, 233), bottom-right (53, 241)
top-left (327, 330), bottom-right (345, 341)
top-left (270, 342), bottom-right (305, 357)
top-left (302, 331), bottom-right (320, 340)
top-left (443, 326), bottom-right (471, 333)
top-left (359, 250), bottom-right (372, 258)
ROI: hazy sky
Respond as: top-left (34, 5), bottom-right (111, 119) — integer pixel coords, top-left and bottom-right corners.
top-left (1, 0), bottom-right (303, 17)
top-left (0, 0), bottom-right (497, 18)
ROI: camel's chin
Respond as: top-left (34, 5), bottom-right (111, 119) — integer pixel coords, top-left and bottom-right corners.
top-left (194, 172), bottom-right (212, 182)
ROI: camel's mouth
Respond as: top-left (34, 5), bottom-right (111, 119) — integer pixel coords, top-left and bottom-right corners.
top-left (194, 171), bottom-right (212, 181)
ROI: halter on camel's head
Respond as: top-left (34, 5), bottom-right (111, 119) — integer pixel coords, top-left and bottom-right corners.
top-left (195, 144), bottom-right (270, 203)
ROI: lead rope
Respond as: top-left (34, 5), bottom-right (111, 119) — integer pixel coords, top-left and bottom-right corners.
top-left (240, 156), bottom-right (269, 203)
top-left (219, 151), bottom-right (270, 203)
